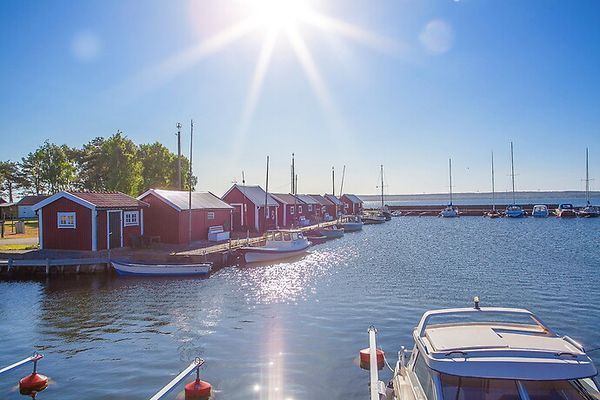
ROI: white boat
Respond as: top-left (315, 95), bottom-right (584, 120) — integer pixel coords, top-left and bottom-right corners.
top-left (362, 298), bottom-right (599, 400)
top-left (239, 230), bottom-right (310, 263)
top-left (485, 151), bottom-right (502, 218)
top-left (111, 260), bottom-right (212, 276)
top-left (532, 204), bottom-right (549, 217)
top-left (505, 142), bottom-right (525, 218)
top-left (440, 159), bottom-right (459, 217)
top-left (317, 226), bottom-right (345, 238)
top-left (362, 214), bottom-right (386, 224)
top-left (578, 148), bottom-right (600, 218)
top-left (556, 203), bottom-right (577, 218)
top-left (338, 215), bottom-right (363, 232)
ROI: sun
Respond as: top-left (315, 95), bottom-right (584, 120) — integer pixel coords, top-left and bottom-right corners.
top-left (250, 0), bottom-right (312, 30)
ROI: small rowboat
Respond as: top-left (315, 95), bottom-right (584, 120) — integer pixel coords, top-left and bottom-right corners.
top-left (111, 260), bottom-right (212, 276)
top-left (317, 226), bottom-right (344, 239)
top-left (239, 230), bottom-right (310, 263)
top-left (306, 235), bottom-right (328, 244)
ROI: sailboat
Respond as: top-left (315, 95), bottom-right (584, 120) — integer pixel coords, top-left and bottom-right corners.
top-left (440, 158), bottom-right (459, 217)
top-left (577, 147), bottom-right (599, 218)
top-left (504, 142), bottom-right (525, 218)
top-left (379, 165), bottom-right (391, 221)
top-left (485, 151), bottom-right (502, 218)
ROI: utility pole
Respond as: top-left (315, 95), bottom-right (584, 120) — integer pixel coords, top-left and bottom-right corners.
top-left (263, 156), bottom-right (270, 233)
top-left (332, 166), bottom-right (335, 196)
top-left (188, 119), bottom-right (193, 245)
top-left (339, 165), bottom-right (346, 196)
top-left (176, 122), bottom-right (182, 190)
top-left (291, 153), bottom-right (295, 194)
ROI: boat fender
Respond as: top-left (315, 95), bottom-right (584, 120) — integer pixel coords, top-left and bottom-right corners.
top-left (359, 348), bottom-right (384, 370)
top-left (19, 354), bottom-right (49, 396)
top-left (185, 379), bottom-right (212, 400)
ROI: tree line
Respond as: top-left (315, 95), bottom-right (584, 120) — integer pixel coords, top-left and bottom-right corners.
top-left (0, 132), bottom-right (196, 202)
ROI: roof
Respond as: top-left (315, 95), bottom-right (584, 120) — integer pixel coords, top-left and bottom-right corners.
top-left (294, 194), bottom-right (320, 205)
top-left (270, 193), bottom-right (305, 205)
top-left (308, 194), bottom-right (334, 206)
top-left (223, 184), bottom-right (278, 207)
top-left (17, 195), bottom-right (48, 206)
top-left (139, 189), bottom-right (233, 211)
top-left (342, 194), bottom-right (363, 204)
top-left (414, 307), bottom-right (597, 380)
top-left (32, 191), bottom-right (148, 211)
top-left (324, 194), bottom-right (343, 206)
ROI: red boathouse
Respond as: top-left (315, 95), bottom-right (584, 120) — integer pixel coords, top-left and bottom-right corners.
top-left (138, 189), bottom-right (233, 243)
top-left (341, 194), bottom-right (363, 215)
top-left (270, 193), bottom-right (306, 228)
top-left (221, 184), bottom-right (279, 232)
top-left (324, 194), bottom-right (344, 218)
top-left (32, 191), bottom-right (148, 251)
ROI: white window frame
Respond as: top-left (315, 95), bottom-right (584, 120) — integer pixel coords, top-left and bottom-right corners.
top-left (123, 211), bottom-right (139, 227)
top-left (298, 205), bottom-right (303, 213)
top-left (207, 211), bottom-right (215, 220)
top-left (308, 205), bottom-right (313, 212)
top-left (57, 212), bottom-right (76, 229)
top-left (290, 206), bottom-right (295, 215)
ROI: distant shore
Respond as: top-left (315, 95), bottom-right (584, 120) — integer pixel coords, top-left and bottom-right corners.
top-left (359, 190), bottom-right (599, 202)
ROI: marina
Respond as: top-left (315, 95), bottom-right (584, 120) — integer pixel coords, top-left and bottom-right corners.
top-left (0, 216), bottom-right (598, 399)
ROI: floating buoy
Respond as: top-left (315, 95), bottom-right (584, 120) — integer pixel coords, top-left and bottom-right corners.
top-left (19, 372), bottom-right (49, 396)
top-left (359, 348), bottom-right (384, 370)
top-left (184, 378), bottom-right (212, 400)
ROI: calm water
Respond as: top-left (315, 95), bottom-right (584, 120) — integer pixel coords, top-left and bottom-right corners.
top-left (1, 218), bottom-right (599, 399)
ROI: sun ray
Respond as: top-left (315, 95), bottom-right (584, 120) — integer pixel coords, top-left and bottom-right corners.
top-left (302, 10), bottom-right (401, 56)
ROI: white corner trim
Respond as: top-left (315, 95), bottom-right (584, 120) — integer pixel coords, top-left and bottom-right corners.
top-left (91, 209), bottom-right (97, 251)
top-left (32, 191), bottom-right (96, 211)
top-left (38, 208), bottom-right (43, 250)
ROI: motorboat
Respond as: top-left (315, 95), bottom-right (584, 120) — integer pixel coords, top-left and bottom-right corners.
top-left (505, 204), bottom-right (525, 218)
top-left (505, 142), bottom-right (525, 218)
top-left (338, 215), bottom-right (364, 232)
top-left (577, 148), bottom-right (599, 218)
top-left (111, 260), bottom-right (212, 276)
top-left (239, 230), bottom-right (310, 263)
top-left (316, 226), bottom-right (344, 239)
top-left (362, 214), bottom-right (386, 225)
top-left (305, 234), bottom-right (328, 244)
top-left (361, 298), bottom-right (599, 400)
top-left (439, 206), bottom-right (458, 218)
top-left (390, 211), bottom-right (402, 217)
top-left (440, 158), bottom-right (459, 218)
top-left (485, 209), bottom-right (502, 218)
top-left (556, 203), bottom-right (577, 218)
top-left (532, 204), bottom-right (549, 218)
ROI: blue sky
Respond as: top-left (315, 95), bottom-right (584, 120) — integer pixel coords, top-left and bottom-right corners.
top-left (1, 0), bottom-right (599, 196)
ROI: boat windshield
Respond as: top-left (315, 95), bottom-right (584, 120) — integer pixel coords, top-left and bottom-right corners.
top-left (560, 204), bottom-right (574, 209)
top-left (440, 374), bottom-right (600, 400)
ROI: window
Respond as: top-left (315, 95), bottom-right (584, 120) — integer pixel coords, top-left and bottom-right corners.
top-left (308, 205), bottom-right (313, 212)
top-left (124, 211), bottom-right (139, 226)
top-left (57, 212), bottom-right (76, 229)
top-left (207, 212), bottom-right (215, 220)
top-left (290, 206), bottom-right (295, 215)
top-left (298, 206), bottom-right (303, 213)
top-left (344, 203), bottom-right (349, 209)
top-left (414, 355), bottom-right (435, 400)
top-left (440, 374), bottom-right (520, 400)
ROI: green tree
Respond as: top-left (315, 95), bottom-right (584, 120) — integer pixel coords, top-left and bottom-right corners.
top-left (138, 142), bottom-right (176, 191)
top-left (19, 150), bottom-right (45, 195)
top-left (98, 132), bottom-right (143, 196)
top-left (74, 137), bottom-right (107, 191)
top-left (19, 141), bottom-right (76, 194)
top-left (0, 161), bottom-right (19, 202)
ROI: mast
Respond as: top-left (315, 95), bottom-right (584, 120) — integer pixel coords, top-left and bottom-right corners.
top-left (491, 151), bottom-right (496, 211)
top-left (585, 147), bottom-right (590, 205)
top-left (176, 122), bottom-right (182, 190)
top-left (188, 119), bottom-right (193, 244)
top-left (339, 165), bottom-right (346, 196)
top-left (332, 166), bottom-right (335, 196)
top-left (448, 158), bottom-right (453, 206)
top-left (263, 155), bottom-right (269, 232)
top-left (510, 141), bottom-right (516, 205)
top-left (242, 170), bottom-right (247, 228)
top-left (380, 165), bottom-right (384, 209)
top-left (291, 153), bottom-right (295, 194)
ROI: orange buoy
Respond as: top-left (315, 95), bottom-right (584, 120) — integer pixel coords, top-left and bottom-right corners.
top-left (19, 373), bottom-right (49, 395)
top-left (359, 348), bottom-right (385, 370)
top-left (185, 379), bottom-right (212, 400)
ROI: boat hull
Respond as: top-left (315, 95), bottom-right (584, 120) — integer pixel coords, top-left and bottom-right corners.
top-left (339, 222), bottom-right (363, 232)
top-left (111, 261), bottom-right (212, 276)
top-left (362, 217), bottom-right (386, 225)
top-left (318, 229), bottom-right (344, 238)
top-left (241, 246), bottom-right (310, 263)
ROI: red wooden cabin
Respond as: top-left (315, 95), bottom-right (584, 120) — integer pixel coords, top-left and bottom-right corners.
top-left (32, 191), bottom-right (148, 251)
top-left (324, 194), bottom-right (344, 218)
top-left (138, 189), bottom-right (233, 243)
top-left (341, 194), bottom-right (364, 215)
top-left (221, 184), bottom-right (279, 233)
top-left (308, 194), bottom-right (335, 221)
top-left (293, 194), bottom-right (319, 223)
top-left (270, 193), bottom-right (306, 228)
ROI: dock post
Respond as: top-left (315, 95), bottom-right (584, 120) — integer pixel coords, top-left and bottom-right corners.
top-left (76, 265), bottom-right (80, 274)
top-left (7, 258), bottom-right (13, 272)
top-left (45, 259), bottom-right (50, 275)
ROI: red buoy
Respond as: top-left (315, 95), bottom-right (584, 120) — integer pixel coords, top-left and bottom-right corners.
top-left (19, 373), bottom-right (49, 395)
top-left (185, 379), bottom-right (212, 400)
top-left (359, 348), bottom-right (385, 370)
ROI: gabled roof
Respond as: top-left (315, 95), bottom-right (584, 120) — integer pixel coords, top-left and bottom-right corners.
top-left (342, 194), bottom-right (363, 204)
top-left (294, 194), bottom-right (320, 205)
top-left (270, 193), bottom-right (305, 205)
top-left (17, 195), bottom-right (48, 206)
top-left (324, 194), bottom-right (343, 206)
top-left (308, 194), bottom-right (334, 206)
top-left (139, 189), bottom-right (233, 211)
top-left (222, 184), bottom-right (278, 207)
top-left (33, 191), bottom-right (148, 211)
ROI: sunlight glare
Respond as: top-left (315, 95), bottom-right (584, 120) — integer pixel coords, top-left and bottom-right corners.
top-left (250, 0), bottom-right (312, 30)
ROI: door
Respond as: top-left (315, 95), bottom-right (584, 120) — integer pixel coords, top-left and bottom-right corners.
top-left (232, 204), bottom-right (242, 231)
top-left (108, 211), bottom-right (122, 249)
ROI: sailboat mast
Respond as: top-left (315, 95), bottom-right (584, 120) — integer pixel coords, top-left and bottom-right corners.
top-left (380, 165), bottom-right (384, 209)
top-left (332, 166), bottom-right (335, 196)
top-left (491, 151), bottom-right (496, 211)
top-left (339, 165), bottom-right (346, 196)
top-left (188, 119), bottom-right (193, 244)
top-left (585, 147), bottom-right (590, 205)
top-left (510, 141), bottom-right (516, 205)
top-left (264, 155), bottom-right (269, 231)
top-left (449, 158), bottom-right (453, 206)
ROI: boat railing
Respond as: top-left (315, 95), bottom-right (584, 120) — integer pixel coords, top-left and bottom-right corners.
top-left (0, 353), bottom-right (43, 376)
top-left (149, 358), bottom-right (204, 400)
top-left (368, 326), bottom-right (383, 400)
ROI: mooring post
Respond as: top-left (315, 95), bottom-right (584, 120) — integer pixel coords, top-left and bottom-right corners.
top-left (45, 259), bottom-right (50, 275)
top-left (76, 265), bottom-right (80, 274)
top-left (7, 258), bottom-right (13, 272)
